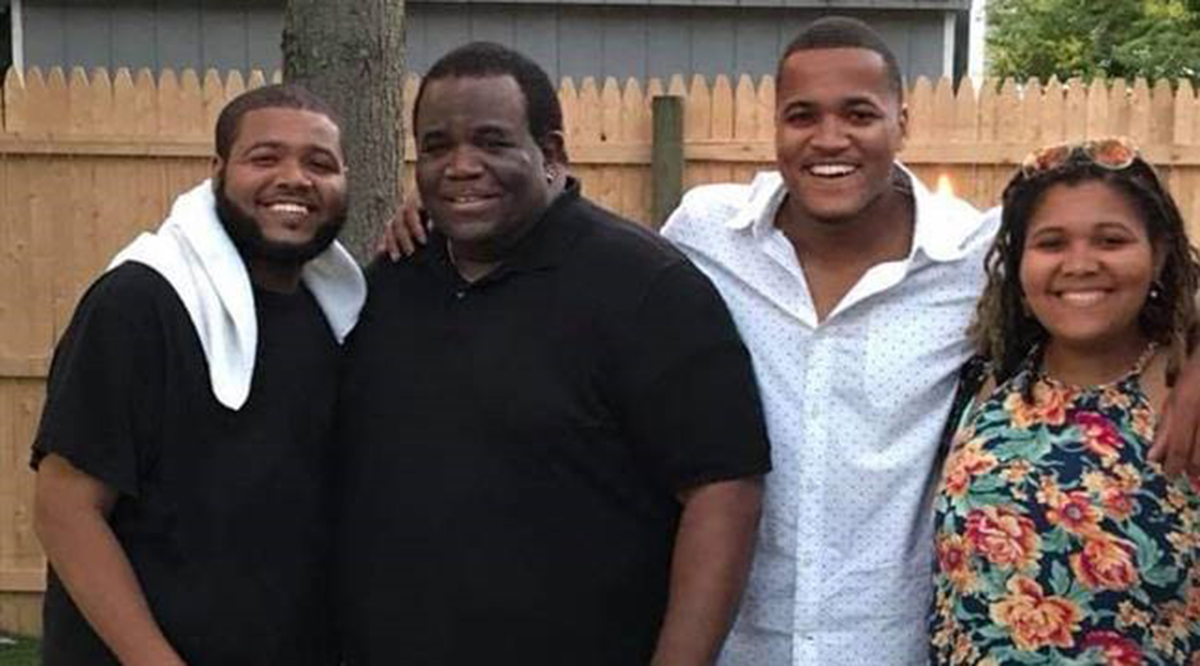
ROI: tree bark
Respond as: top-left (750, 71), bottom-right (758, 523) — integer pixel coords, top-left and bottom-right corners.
top-left (282, 0), bottom-right (405, 264)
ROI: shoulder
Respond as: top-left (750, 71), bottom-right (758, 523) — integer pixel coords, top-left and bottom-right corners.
top-left (76, 262), bottom-right (182, 324)
top-left (660, 179), bottom-right (762, 243)
top-left (570, 196), bottom-right (689, 273)
top-left (905, 167), bottom-right (997, 274)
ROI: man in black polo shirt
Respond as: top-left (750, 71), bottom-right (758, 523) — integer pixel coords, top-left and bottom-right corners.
top-left (31, 85), bottom-right (365, 665)
top-left (337, 43), bottom-right (771, 665)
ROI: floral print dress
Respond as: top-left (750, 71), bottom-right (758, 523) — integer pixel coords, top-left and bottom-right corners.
top-left (931, 350), bottom-right (1200, 665)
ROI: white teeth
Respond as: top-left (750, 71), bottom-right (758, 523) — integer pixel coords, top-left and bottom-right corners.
top-left (453, 196), bottom-right (483, 203)
top-left (808, 164), bottom-right (857, 177)
top-left (268, 202), bottom-right (308, 214)
top-left (1058, 290), bottom-right (1106, 306)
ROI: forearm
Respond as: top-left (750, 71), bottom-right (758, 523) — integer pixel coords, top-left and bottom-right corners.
top-left (651, 477), bottom-right (763, 666)
top-left (38, 510), bottom-right (184, 666)
top-left (35, 459), bottom-right (184, 666)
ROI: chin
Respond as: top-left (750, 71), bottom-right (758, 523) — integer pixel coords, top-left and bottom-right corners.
top-left (803, 204), bottom-right (869, 225)
top-left (438, 219), bottom-right (499, 243)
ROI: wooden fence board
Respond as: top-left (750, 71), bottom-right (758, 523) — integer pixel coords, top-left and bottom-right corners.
top-left (908, 77), bottom-right (933, 144)
top-left (1131, 78), bottom-right (1152, 142)
top-left (1064, 78), bottom-right (1086, 142)
top-left (684, 76), bottom-right (711, 191)
top-left (559, 77), bottom-right (579, 147)
top-left (133, 69), bottom-right (158, 137)
top-left (202, 70), bottom-right (225, 140)
top-left (1110, 79), bottom-right (1131, 137)
top-left (4, 69), bottom-right (25, 135)
top-left (1040, 77), bottom-right (1065, 144)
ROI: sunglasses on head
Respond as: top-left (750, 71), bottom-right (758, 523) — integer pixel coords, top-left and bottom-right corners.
top-left (1019, 137), bottom-right (1140, 179)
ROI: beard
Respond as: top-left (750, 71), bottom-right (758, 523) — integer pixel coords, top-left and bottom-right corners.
top-left (213, 173), bottom-right (347, 267)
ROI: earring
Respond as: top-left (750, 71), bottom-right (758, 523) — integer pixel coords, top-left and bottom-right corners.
top-left (1148, 280), bottom-right (1164, 303)
top-left (545, 167), bottom-right (556, 183)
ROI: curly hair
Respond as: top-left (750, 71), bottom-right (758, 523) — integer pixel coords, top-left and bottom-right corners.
top-left (970, 142), bottom-right (1200, 387)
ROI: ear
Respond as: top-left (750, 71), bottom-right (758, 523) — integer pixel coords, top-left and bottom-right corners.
top-left (211, 156), bottom-right (224, 182)
top-left (896, 104), bottom-right (909, 147)
top-left (539, 131), bottom-right (567, 169)
top-left (1152, 243), bottom-right (1168, 281)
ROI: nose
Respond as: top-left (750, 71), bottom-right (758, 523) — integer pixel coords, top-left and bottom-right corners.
top-left (811, 116), bottom-right (850, 151)
top-left (276, 157), bottom-right (313, 189)
top-left (445, 145), bottom-right (484, 178)
top-left (1061, 242), bottom-right (1099, 275)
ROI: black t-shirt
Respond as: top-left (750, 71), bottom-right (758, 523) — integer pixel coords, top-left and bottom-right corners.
top-left (32, 263), bottom-right (340, 666)
top-left (336, 183), bottom-right (771, 666)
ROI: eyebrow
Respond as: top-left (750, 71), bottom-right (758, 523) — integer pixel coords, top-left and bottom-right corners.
top-left (240, 140), bottom-right (286, 153)
top-left (781, 95), bottom-right (885, 110)
top-left (1029, 220), bottom-right (1141, 236)
top-left (240, 140), bottom-right (339, 155)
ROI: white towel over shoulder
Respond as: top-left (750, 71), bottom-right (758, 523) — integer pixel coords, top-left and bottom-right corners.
top-left (108, 179), bottom-right (366, 410)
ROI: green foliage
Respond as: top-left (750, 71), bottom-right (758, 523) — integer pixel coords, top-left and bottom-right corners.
top-left (987, 0), bottom-right (1200, 83)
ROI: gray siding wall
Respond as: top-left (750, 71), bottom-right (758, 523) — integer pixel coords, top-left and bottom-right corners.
top-left (408, 5), bottom-right (951, 82)
top-left (24, 0), bottom-right (953, 83)
top-left (26, 0), bottom-right (282, 73)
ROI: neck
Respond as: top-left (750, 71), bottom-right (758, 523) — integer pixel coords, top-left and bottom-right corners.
top-left (246, 258), bottom-right (303, 293)
top-left (1041, 333), bottom-right (1152, 386)
top-left (777, 187), bottom-right (915, 268)
top-left (446, 243), bottom-right (501, 283)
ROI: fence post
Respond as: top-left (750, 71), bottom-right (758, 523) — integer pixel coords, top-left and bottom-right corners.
top-left (651, 95), bottom-right (683, 228)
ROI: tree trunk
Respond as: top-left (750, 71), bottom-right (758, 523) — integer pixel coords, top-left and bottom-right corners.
top-left (282, 0), bottom-right (405, 264)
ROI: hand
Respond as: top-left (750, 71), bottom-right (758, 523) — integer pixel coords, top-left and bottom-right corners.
top-left (1150, 354), bottom-right (1200, 477)
top-left (374, 193), bottom-right (428, 261)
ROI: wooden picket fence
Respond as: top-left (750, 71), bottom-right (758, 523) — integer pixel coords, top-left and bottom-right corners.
top-left (3, 66), bottom-right (1200, 636)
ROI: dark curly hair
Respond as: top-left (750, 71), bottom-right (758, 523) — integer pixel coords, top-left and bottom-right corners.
top-left (971, 140), bottom-right (1200, 387)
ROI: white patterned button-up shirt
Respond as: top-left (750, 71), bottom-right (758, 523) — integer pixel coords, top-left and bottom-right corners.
top-left (661, 168), bottom-right (999, 665)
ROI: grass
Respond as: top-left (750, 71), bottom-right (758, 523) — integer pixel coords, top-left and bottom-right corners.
top-left (0, 635), bottom-right (38, 666)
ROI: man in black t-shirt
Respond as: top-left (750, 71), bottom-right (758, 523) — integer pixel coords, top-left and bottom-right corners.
top-left (31, 85), bottom-right (365, 665)
top-left (337, 43), bottom-right (771, 666)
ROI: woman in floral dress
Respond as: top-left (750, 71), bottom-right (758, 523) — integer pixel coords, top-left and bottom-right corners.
top-left (931, 137), bottom-right (1200, 665)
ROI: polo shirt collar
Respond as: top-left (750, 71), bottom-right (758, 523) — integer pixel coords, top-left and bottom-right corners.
top-left (729, 163), bottom-right (979, 263)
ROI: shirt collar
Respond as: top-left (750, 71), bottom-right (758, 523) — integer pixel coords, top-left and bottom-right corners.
top-left (729, 163), bottom-right (982, 264)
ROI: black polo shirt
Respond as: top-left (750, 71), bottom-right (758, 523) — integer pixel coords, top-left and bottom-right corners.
top-left (336, 182), bottom-right (771, 666)
top-left (32, 263), bottom-right (339, 666)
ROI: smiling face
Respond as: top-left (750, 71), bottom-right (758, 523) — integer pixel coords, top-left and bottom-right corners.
top-left (1020, 180), bottom-right (1158, 357)
top-left (414, 74), bottom-right (559, 262)
top-left (213, 107), bottom-right (347, 264)
top-left (775, 47), bottom-right (907, 226)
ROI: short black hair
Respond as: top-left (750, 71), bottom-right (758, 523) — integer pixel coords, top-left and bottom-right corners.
top-left (214, 84), bottom-right (341, 161)
top-left (778, 16), bottom-right (904, 99)
top-left (413, 42), bottom-right (563, 148)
